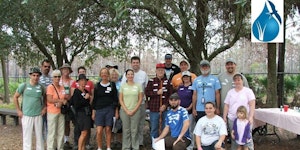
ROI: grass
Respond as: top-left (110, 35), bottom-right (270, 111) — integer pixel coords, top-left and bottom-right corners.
top-left (0, 102), bottom-right (15, 109)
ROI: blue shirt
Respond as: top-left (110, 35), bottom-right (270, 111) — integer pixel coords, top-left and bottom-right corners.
top-left (192, 74), bottom-right (221, 111)
top-left (165, 106), bottom-right (190, 139)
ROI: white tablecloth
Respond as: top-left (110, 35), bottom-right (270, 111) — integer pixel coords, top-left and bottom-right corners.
top-left (254, 108), bottom-right (300, 134)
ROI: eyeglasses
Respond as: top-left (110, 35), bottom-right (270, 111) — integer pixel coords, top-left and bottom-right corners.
top-left (53, 76), bottom-right (61, 78)
top-left (44, 66), bottom-right (51, 68)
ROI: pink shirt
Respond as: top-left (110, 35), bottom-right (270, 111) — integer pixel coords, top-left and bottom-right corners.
top-left (224, 87), bottom-right (255, 121)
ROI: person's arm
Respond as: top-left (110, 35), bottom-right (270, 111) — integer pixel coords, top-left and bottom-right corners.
top-left (215, 89), bottom-right (221, 115)
top-left (131, 91), bottom-right (143, 115)
top-left (192, 90), bottom-right (198, 117)
top-left (248, 99), bottom-right (256, 124)
top-left (155, 125), bottom-right (170, 142)
top-left (223, 103), bottom-right (229, 123)
top-left (173, 119), bottom-right (190, 146)
top-left (214, 135), bottom-right (226, 149)
top-left (13, 92), bottom-right (22, 118)
top-left (119, 92), bottom-right (129, 115)
top-left (195, 135), bottom-right (202, 150)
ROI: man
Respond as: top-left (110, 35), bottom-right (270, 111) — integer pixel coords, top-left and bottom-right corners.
top-left (154, 93), bottom-right (191, 150)
top-left (164, 54), bottom-right (180, 80)
top-left (39, 59), bottom-right (52, 140)
top-left (145, 63), bottom-right (173, 140)
top-left (13, 67), bottom-right (46, 150)
top-left (192, 60), bottom-right (221, 122)
top-left (171, 59), bottom-right (197, 90)
top-left (218, 58), bottom-right (249, 114)
top-left (71, 66), bottom-right (94, 150)
top-left (121, 56), bottom-right (148, 149)
top-left (60, 63), bottom-right (75, 149)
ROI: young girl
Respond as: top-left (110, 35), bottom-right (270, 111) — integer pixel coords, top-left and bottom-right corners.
top-left (231, 105), bottom-right (252, 150)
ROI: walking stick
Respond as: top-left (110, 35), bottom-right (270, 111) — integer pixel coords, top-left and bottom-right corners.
top-left (159, 80), bottom-right (163, 134)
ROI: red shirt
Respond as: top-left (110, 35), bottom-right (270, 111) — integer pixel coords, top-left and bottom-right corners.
top-left (71, 80), bottom-right (94, 93)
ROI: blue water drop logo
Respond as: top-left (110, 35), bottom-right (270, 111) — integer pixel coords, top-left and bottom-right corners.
top-left (252, 0), bottom-right (282, 42)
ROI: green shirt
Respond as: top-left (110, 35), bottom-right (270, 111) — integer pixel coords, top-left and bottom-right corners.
top-left (17, 83), bottom-right (45, 117)
top-left (120, 83), bottom-right (142, 110)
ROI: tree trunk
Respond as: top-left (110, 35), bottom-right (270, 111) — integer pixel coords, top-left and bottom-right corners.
top-left (1, 55), bottom-right (10, 103)
top-left (267, 43), bottom-right (277, 107)
top-left (277, 43), bottom-right (285, 107)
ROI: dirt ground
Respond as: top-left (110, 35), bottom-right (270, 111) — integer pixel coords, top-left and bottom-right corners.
top-left (0, 117), bottom-right (300, 150)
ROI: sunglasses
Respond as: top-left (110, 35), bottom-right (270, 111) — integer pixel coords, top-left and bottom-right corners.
top-left (44, 66), bottom-right (51, 68)
top-left (53, 76), bottom-right (61, 78)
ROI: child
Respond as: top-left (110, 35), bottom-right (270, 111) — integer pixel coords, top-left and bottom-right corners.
top-left (231, 106), bottom-right (252, 150)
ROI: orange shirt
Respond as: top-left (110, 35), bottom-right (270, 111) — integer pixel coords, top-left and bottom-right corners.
top-left (171, 72), bottom-right (197, 90)
top-left (46, 84), bottom-right (65, 114)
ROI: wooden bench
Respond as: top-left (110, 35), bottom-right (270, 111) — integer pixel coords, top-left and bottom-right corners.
top-left (0, 108), bottom-right (19, 126)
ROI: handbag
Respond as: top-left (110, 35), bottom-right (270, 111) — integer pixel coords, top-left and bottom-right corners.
top-left (52, 84), bottom-right (69, 114)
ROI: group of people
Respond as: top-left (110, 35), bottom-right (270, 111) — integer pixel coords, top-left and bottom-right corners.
top-left (13, 54), bottom-right (256, 150)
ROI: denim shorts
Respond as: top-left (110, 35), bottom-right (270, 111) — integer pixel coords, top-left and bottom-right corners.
top-left (95, 106), bottom-right (114, 127)
top-left (202, 140), bottom-right (225, 150)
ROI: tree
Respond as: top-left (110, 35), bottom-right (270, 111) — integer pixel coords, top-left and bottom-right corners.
top-left (101, 0), bottom-right (250, 74)
top-left (0, 0), bottom-right (125, 69)
top-left (0, 31), bottom-right (15, 103)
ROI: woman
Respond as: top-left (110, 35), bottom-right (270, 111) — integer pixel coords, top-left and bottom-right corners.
top-left (46, 70), bottom-right (67, 150)
top-left (92, 68), bottom-right (118, 150)
top-left (70, 74), bottom-right (92, 150)
top-left (109, 68), bottom-right (122, 147)
top-left (194, 102), bottom-right (227, 150)
top-left (119, 69), bottom-right (143, 150)
top-left (223, 73), bottom-right (256, 150)
top-left (177, 71), bottom-right (194, 150)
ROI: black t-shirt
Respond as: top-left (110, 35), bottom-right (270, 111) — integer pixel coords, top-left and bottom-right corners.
top-left (92, 82), bottom-right (118, 110)
top-left (164, 63), bottom-right (180, 80)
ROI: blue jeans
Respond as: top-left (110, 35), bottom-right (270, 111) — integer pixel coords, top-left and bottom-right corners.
top-left (150, 111), bottom-right (166, 138)
top-left (202, 140), bottom-right (225, 150)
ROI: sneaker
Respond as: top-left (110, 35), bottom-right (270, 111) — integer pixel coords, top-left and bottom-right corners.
top-left (85, 144), bottom-right (94, 150)
top-left (72, 145), bottom-right (78, 150)
top-left (64, 141), bottom-right (72, 149)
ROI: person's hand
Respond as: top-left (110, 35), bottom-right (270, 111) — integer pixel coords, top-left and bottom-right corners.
top-left (214, 141), bottom-right (223, 149)
top-left (115, 112), bottom-right (119, 120)
top-left (159, 105), bottom-right (166, 112)
top-left (84, 93), bottom-right (90, 100)
top-left (192, 109), bottom-right (197, 118)
top-left (173, 137), bottom-right (185, 146)
top-left (249, 117), bottom-right (253, 125)
top-left (41, 107), bottom-right (47, 116)
top-left (215, 109), bottom-right (220, 115)
top-left (17, 110), bottom-right (23, 118)
top-left (154, 137), bottom-right (161, 143)
top-left (157, 89), bottom-right (163, 95)
top-left (197, 146), bottom-right (203, 150)
top-left (91, 111), bottom-right (95, 120)
top-left (223, 117), bottom-right (227, 123)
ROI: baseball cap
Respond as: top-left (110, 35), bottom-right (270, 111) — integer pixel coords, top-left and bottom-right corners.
top-left (169, 93), bottom-right (180, 100)
top-left (156, 63), bottom-right (165, 68)
top-left (165, 54), bottom-right (172, 59)
top-left (180, 59), bottom-right (191, 69)
top-left (226, 58), bottom-right (236, 64)
top-left (106, 64), bottom-right (118, 69)
top-left (182, 71), bottom-right (191, 77)
top-left (29, 67), bottom-right (42, 75)
top-left (200, 60), bottom-right (210, 66)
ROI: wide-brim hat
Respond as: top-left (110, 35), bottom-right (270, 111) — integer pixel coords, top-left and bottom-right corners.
top-left (29, 67), bottom-right (42, 75)
top-left (59, 64), bottom-right (73, 73)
